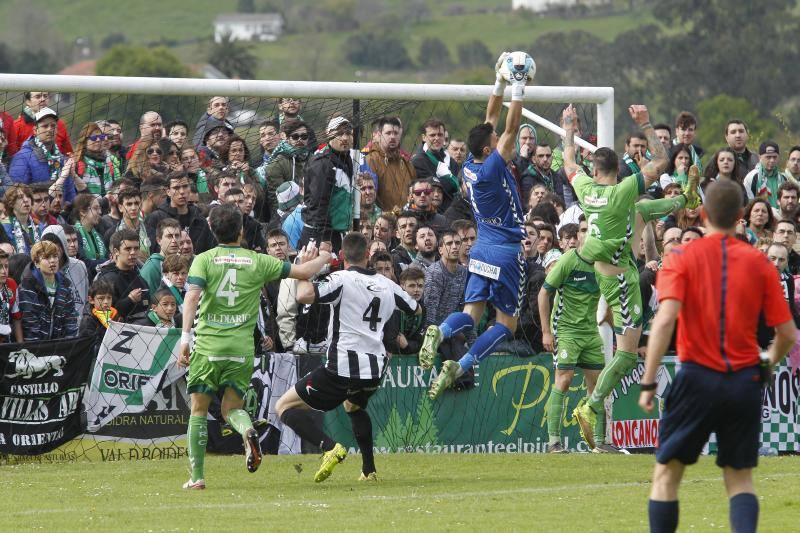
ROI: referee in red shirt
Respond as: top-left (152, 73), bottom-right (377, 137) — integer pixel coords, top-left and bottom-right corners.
top-left (639, 179), bottom-right (797, 533)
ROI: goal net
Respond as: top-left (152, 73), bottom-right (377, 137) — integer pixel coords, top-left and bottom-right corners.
top-left (0, 74), bottom-right (614, 461)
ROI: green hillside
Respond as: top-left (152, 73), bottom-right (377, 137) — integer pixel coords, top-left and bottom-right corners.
top-left (0, 0), bottom-right (653, 82)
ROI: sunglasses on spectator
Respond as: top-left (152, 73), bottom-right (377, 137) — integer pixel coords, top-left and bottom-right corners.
top-left (88, 134), bottom-right (108, 142)
top-left (289, 133), bottom-right (309, 140)
top-left (147, 148), bottom-right (163, 155)
top-left (413, 188), bottom-right (432, 196)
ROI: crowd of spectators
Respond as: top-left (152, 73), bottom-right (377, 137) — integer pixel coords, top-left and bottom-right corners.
top-left (0, 91), bottom-right (798, 368)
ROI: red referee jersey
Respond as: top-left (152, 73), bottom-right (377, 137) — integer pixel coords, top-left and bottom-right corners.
top-left (656, 233), bottom-right (792, 372)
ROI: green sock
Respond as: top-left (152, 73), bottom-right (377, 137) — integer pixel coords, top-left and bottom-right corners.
top-left (635, 195), bottom-right (686, 222)
top-left (546, 388), bottom-right (567, 443)
top-left (187, 415), bottom-right (208, 482)
top-left (588, 350), bottom-right (638, 412)
top-left (593, 404), bottom-right (606, 445)
top-left (226, 408), bottom-right (254, 436)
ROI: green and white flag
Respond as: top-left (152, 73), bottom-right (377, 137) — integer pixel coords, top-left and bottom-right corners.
top-left (85, 322), bottom-right (185, 431)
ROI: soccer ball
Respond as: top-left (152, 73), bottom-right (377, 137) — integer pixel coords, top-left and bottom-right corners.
top-left (499, 51), bottom-right (536, 84)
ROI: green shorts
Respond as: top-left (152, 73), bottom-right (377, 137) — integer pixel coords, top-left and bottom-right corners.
top-left (186, 351), bottom-right (253, 398)
top-left (580, 235), bottom-right (631, 266)
top-left (554, 335), bottom-right (605, 371)
top-left (597, 262), bottom-right (643, 334)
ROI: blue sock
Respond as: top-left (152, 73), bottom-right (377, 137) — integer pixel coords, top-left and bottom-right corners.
top-left (458, 323), bottom-right (512, 373)
top-left (729, 493), bottom-right (758, 533)
top-left (439, 312), bottom-right (474, 340)
top-left (648, 500), bottom-right (678, 533)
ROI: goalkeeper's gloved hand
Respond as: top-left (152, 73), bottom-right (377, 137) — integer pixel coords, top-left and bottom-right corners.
top-left (493, 51), bottom-right (510, 95)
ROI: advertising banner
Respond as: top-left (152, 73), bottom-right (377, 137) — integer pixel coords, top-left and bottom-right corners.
top-left (0, 337), bottom-right (95, 456)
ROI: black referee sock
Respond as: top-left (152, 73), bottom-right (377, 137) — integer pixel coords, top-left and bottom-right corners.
top-left (729, 493), bottom-right (758, 533)
top-left (348, 409), bottom-right (375, 475)
top-left (280, 409), bottom-right (336, 452)
top-left (648, 499), bottom-right (678, 533)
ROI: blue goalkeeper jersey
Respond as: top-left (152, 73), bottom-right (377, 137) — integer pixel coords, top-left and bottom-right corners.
top-left (462, 150), bottom-right (526, 246)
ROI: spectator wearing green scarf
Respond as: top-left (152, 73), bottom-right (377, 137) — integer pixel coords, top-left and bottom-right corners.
top-left (262, 120), bottom-right (310, 221)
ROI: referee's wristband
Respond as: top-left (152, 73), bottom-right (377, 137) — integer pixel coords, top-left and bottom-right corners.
top-left (181, 331), bottom-right (192, 344)
top-left (639, 382), bottom-right (657, 391)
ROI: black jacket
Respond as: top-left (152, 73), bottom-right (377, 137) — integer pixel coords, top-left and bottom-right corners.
top-left (95, 262), bottom-right (149, 320)
top-left (144, 200), bottom-right (216, 254)
top-left (301, 146), bottom-right (355, 240)
top-left (411, 148), bottom-right (459, 212)
top-left (410, 207), bottom-right (448, 235)
top-left (443, 195), bottom-right (474, 228)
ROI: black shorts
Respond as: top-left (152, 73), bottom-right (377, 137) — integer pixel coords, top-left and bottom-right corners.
top-left (295, 366), bottom-right (381, 412)
top-left (656, 362), bottom-right (762, 469)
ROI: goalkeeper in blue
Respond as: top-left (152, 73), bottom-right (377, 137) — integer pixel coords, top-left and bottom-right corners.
top-left (421, 52), bottom-right (531, 399)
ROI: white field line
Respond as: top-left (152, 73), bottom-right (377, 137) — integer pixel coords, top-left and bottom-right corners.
top-left (7, 472), bottom-right (800, 517)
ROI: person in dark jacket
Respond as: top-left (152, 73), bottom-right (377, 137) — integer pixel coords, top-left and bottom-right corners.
top-left (78, 278), bottom-right (118, 341)
top-left (410, 118), bottom-right (459, 212)
top-left (297, 116), bottom-right (356, 253)
top-left (95, 228), bottom-right (149, 321)
top-left (144, 171), bottom-right (216, 254)
top-left (408, 178), bottom-right (448, 234)
top-left (443, 180), bottom-right (475, 228)
top-left (384, 266), bottom-right (426, 354)
top-left (18, 240), bottom-right (78, 341)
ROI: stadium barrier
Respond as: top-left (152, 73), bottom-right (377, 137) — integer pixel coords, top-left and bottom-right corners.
top-left (2, 325), bottom-right (797, 463)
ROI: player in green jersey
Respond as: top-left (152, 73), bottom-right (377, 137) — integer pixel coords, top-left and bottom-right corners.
top-left (562, 104), bottom-right (700, 449)
top-left (177, 204), bottom-right (331, 490)
top-left (538, 238), bottom-right (607, 453)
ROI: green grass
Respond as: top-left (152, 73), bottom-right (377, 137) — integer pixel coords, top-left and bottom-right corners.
top-left (2, 454), bottom-right (799, 531)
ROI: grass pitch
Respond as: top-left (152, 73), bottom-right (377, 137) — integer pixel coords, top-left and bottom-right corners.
top-left (2, 454), bottom-right (799, 532)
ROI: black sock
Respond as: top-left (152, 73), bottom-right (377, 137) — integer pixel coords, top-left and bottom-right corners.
top-left (280, 409), bottom-right (336, 452)
top-left (648, 500), bottom-right (679, 533)
top-left (263, 423), bottom-right (281, 455)
top-left (348, 409), bottom-right (375, 475)
top-left (729, 493), bottom-right (758, 533)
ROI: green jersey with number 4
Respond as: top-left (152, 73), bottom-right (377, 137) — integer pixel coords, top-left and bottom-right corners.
top-left (570, 169), bottom-right (645, 265)
top-left (542, 249), bottom-right (600, 338)
top-left (187, 245), bottom-right (291, 357)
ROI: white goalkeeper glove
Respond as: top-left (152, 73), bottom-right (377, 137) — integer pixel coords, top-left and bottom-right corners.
top-left (493, 51), bottom-right (510, 96)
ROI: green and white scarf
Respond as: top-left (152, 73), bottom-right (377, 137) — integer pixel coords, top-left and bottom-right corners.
top-left (32, 136), bottom-right (63, 180)
top-left (74, 221), bottom-right (107, 260)
top-left (82, 153), bottom-right (119, 196)
top-left (9, 216), bottom-right (40, 253)
top-left (162, 276), bottom-right (184, 311)
top-left (148, 309), bottom-right (174, 328)
top-left (117, 217), bottom-right (150, 256)
top-left (753, 163), bottom-right (783, 208)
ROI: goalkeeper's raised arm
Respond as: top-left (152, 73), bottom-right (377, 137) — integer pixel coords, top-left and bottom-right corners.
top-left (490, 51), bottom-right (534, 163)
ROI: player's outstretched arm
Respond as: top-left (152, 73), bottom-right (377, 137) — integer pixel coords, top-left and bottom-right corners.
top-left (485, 51), bottom-right (509, 128)
top-left (630, 105), bottom-right (667, 188)
top-left (561, 105), bottom-right (579, 179)
top-left (288, 243), bottom-right (331, 280)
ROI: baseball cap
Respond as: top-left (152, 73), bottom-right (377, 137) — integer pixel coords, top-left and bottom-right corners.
top-left (759, 141), bottom-right (779, 156)
top-left (543, 249), bottom-right (562, 269)
top-left (326, 116), bottom-right (352, 135)
top-left (34, 107), bottom-right (58, 123)
top-left (276, 181), bottom-right (302, 212)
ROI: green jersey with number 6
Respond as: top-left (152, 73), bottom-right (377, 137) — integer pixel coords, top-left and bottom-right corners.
top-left (187, 245), bottom-right (291, 357)
top-left (569, 169), bottom-right (645, 265)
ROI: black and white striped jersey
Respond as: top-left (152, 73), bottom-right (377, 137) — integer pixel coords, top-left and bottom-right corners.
top-left (314, 266), bottom-right (418, 379)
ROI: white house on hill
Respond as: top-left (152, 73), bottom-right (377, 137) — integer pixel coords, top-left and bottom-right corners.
top-left (512, 0), bottom-right (611, 12)
top-left (213, 14), bottom-right (284, 43)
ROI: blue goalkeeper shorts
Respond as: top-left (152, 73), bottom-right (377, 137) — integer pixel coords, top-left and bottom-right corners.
top-left (465, 243), bottom-right (526, 317)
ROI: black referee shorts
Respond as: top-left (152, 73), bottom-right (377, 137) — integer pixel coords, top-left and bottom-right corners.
top-left (295, 366), bottom-right (381, 412)
top-left (656, 362), bottom-right (762, 469)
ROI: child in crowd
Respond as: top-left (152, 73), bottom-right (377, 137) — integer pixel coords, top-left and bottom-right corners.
top-left (129, 288), bottom-right (181, 328)
top-left (386, 266), bottom-right (426, 355)
top-left (0, 249), bottom-right (23, 343)
top-left (159, 254), bottom-right (190, 313)
top-left (79, 279), bottom-right (118, 339)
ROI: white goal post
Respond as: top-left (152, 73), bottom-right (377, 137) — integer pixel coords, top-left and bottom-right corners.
top-left (0, 73), bottom-right (614, 149)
